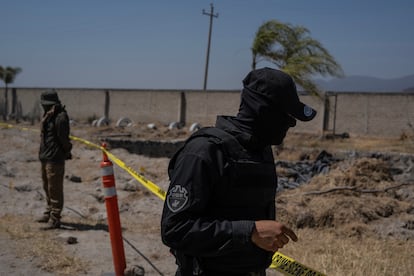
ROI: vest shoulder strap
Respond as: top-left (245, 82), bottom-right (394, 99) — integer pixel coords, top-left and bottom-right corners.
top-left (187, 127), bottom-right (246, 160)
top-left (168, 127), bottom-right (246, 176)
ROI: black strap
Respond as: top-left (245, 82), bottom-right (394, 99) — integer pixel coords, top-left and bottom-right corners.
top-left (187, 127), bottom-right (247, 160)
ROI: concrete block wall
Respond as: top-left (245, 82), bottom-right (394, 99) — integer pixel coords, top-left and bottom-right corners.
top-left (2, 88), bottom-right (414, 137)
top-left (185, 90), bottom-right (240, 126)
top-left (325, 92), bottom-right (414, 137)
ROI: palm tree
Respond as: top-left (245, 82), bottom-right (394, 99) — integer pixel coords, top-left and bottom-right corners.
top-left (251, 20), bottom-right (343, 98)
top-left (0, 66), bottom-right (22, 120)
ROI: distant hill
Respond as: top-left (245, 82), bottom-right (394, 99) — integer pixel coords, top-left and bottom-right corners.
top-left (314, 74), bottom-right (414, 92)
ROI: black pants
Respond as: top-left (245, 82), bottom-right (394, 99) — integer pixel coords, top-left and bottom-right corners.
top-left (176, 269), bottom-right (266, 276)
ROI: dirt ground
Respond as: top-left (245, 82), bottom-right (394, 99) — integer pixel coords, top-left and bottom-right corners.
top-left (0, 121), bottom-right (413, 276)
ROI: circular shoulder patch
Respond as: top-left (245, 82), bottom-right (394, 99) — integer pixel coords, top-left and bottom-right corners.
top-left (166, 185), bottom-right (189, 213)
top-left (304, 105), bottom-right (313, 117)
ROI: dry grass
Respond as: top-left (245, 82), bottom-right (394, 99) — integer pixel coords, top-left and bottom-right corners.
top-left (274, 132), bottom-right (414, 164)
top-left (0, 214), bottom-right (89, 275)
top-left (276, 229), bottom-right (414, 276)
top-left (271, 132), bottom-right (414, 276)
top-left (280, 132), bottom-right (414, 158)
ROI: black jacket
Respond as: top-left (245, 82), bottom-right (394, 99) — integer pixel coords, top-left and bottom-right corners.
top-left (39, 105), bottom-right (72, 163)
top-left (161, 116), bottom-right (277, 275)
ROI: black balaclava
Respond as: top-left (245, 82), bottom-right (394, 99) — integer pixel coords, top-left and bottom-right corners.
top-left (233, 67), bottom-right (316, 147)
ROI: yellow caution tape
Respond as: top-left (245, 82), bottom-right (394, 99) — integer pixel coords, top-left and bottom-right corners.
top-left (271, 252), bottom-right (326, 276)
top-left (0, 123), bottom-right (17, 129)
top-left (0, 123), bottom-right (166, 200)
top-left (1, 122), bottom-right (326, 276)
top-left (69, 135), bottom-right (167, 200)
top-left (104, 149), bottom-right (166, 200)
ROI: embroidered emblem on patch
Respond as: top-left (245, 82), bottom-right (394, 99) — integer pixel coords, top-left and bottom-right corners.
top-left (304, 105), bottom-right (313, 117)
top-left (166, 185), bottom-right (189, 213)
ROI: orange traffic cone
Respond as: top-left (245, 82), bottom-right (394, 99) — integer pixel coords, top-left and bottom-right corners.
top-left (101, 143), bottom-right (126, 276)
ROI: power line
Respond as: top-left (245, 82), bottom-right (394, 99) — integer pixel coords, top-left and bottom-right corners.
top-left (202, 3), bottom-right (218, 91)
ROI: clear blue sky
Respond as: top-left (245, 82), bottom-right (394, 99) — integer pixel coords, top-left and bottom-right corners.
top-left (2, 0), bottom-right (413, 90)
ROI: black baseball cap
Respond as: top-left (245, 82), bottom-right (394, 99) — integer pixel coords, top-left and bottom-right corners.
top-left (242, 67), bottom-right (317, 121)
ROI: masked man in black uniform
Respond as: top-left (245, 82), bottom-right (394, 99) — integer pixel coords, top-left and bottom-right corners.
top-left (161, 67), bottom-right (317, 275)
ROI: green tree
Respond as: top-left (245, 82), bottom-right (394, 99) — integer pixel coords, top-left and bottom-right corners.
top-left (0, 66), bottom-right (22, 120)
top-left (251, 20), bottom-right (343, 97)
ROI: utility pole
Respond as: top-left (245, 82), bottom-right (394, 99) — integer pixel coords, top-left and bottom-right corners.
top-left (202, 3), bottom-right (218, 91)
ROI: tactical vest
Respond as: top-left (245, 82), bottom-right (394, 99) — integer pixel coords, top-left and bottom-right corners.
top-left (170, 127), bottom-right (277, 221)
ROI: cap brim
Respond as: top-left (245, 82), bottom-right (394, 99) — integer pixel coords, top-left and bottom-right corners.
top-left (288, 102), bottom-right (317, 121)
top-left (41, 100), bottom-right (58, 105)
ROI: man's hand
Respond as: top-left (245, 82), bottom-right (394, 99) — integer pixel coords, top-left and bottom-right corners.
top-left (251, 220), bottom-right (298, 252)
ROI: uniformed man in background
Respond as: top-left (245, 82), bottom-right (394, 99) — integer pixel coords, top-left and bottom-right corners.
top-left (37, 90), bottom-right (72, 229)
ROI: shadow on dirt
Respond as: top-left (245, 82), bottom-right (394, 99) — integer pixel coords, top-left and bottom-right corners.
top-left (59, 222), bottom-right (109, 231)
